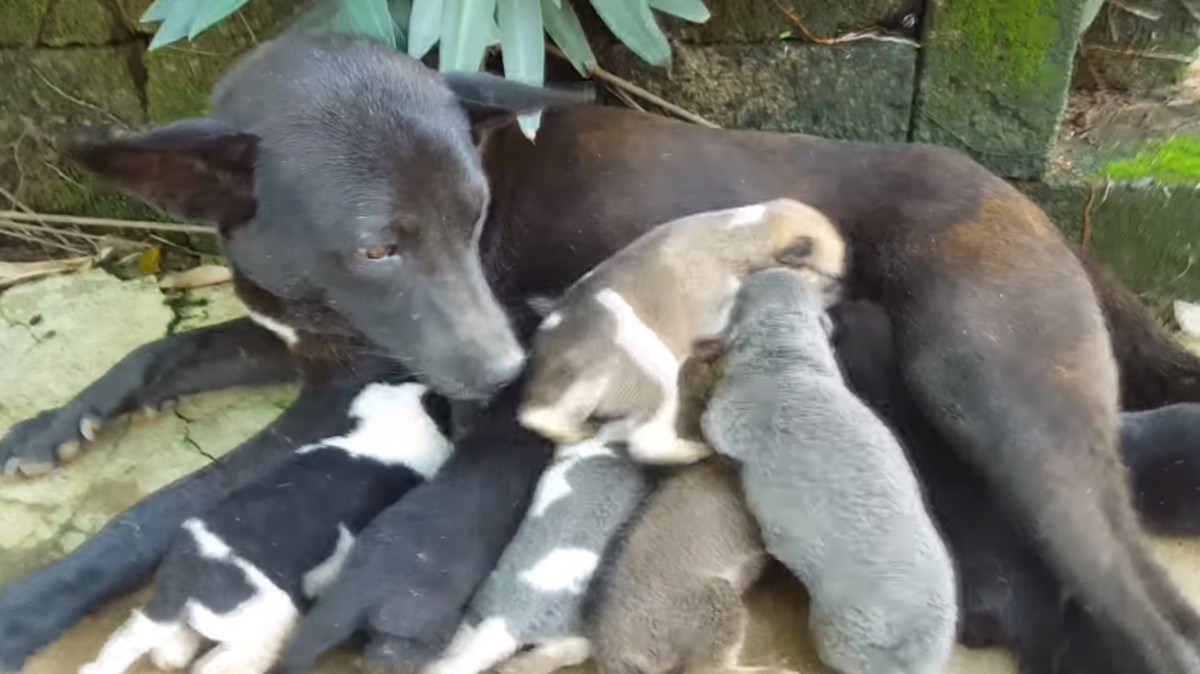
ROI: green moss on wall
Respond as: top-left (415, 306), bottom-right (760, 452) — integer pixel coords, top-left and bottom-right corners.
top-left (913, 0), bottom-right (1085, 179)
top-left (938, 0), bottom-right (1060, 89)
top-left (1097, 136), bottom-right (1200, 185)
top-left (40, 0), bottom-right (125, 45)
top-left (0, 0), bottom-right (50, 45)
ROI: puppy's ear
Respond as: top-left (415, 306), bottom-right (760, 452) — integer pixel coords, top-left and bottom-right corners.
top-left (443, 71), bottom-right (593, 136)
top-left (70, 118), bottom-right (258, 227)
top-left (776, 236), bottom-right (816, 267)
top-left (526, 294), bottom-right (560, 319)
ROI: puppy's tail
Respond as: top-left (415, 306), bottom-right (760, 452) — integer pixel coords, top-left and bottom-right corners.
top-left (273, 589), bottom-right (365, 674)
top-left (1077, 247), bottom-right (1200, 409)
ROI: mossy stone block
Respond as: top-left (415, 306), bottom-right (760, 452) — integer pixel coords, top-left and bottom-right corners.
top-left (1018, 176), bottom-right (1200, 305)
top-left (0, 46), bottom-right (160, 219)
top-left (145, 0), bottom-right (303, 123)
top-left (0, 0), bottom-right (49, 45)
top-left (1074, 0), bottom-right (1200, 95)
top-left (40, 0), bottom-right (129, 46)
top-left (659, 0), bottom-right (916, 45)
top-left (601, 42), bottom-right (918, 143)
top-left (914, 0), bottom-right (1087, 179)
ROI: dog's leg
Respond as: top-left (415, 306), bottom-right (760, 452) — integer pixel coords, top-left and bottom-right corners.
top-left (0, 318), bottom-right (296, 476)
top-left (496, 637), bottom-right (591, 674)
top-left (423, 617), bottom-right (521, 674)
top-left (0, 367), bottom-right (385, 672)
top-left (896, 266), bottom-right (1200, 674)
top-left (78, 610), bottom-right (177, 674)
top-left (148, 624), bottom-right (204, 670)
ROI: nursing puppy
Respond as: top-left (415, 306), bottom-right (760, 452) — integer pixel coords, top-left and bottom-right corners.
top-left (703, 270), bottom-right (956, 674)
top-left (424, 440), bottom-right (650, 674)
top-left (518, 198), bottom-right (845, 465)
top-left (276, 381), bottom-right (553, 674)
top-left (589, 459), bottom-right (777, 674)
top-left (79, 382), bottom-right (452, 674)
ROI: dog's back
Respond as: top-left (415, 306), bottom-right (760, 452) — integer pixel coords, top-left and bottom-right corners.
top-left (703, 270), bottom-right (956, 674)
top-left (590, 460), bottom-right (767, 674)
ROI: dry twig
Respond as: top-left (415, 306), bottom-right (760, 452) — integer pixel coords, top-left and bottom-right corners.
top-left (546, 45), bottom-right (720, 128)
top-left (0, 211), bottom-right (213, 235)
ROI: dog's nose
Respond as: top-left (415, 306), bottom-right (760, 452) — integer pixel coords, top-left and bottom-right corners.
top-left (482, 351), bottom-right (526, 389)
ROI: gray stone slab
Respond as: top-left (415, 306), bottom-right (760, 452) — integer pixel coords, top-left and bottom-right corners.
top-left (602, 41), bottom-right (918, 143)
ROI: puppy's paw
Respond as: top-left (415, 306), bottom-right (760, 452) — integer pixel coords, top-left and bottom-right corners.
top-left (0, 404), bottom-right (106, 477)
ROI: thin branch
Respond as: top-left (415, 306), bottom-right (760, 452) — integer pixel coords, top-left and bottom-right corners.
top-left (772, 1), bottom-right (917, 46)
top-left (0, 185), bottom-right (76, 249)
top-left (546, 46), bottom-right (720, 128)
top-left (0, 222), bottom-right (89, 255)
top-left (605, 83), bottom-right (647, 112)
top-left (1079, 43), bottom-right (1196, 62)
top-left (1, 218), bottom-right (148, 249)
top-left (32, 69), bottom-right (128, 128)
top-left (0, 211), bottom-right (214, 235)
top-left (1082, 181), bottom-right (1098, 248)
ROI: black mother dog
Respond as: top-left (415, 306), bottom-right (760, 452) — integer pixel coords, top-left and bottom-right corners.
top-left (2, 32), bottom-right (1200, 673)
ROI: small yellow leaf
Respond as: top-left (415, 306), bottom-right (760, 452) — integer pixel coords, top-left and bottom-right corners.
top-left (137, 246), bottom-right (162, 275)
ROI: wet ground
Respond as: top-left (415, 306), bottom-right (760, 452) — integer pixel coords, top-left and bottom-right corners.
top-left (2, 270), bottom-right (1199, 674)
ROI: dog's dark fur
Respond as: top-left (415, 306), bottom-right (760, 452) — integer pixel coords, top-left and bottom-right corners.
top-left (3, 31), bottom-right (1200, 673)
top-left (829, 299), bottom-right (1200, 674)
top-left (274, 381), bottom-right (553, 674)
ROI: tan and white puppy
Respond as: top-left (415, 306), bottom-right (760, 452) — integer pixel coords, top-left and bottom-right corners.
top-left (518, 198), bottom-right (845, 464)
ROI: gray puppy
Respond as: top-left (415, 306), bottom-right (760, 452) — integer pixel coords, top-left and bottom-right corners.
top-left (702, 269), bottom-right (957, 674)
top-left (589, 460), bottom-right (784, 674)
top-left (423, 440), bottom-right (651, 674)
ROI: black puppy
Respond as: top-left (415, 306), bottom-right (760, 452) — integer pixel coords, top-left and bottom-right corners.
top-left (78, 381), bottom-right (452, 674)
top-left (829, 300), bottom-right (1200, 674)
top-left (275, 381), bottom-right (553, 674)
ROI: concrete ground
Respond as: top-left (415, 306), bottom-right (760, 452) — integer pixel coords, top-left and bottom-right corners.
top-left (2, 270), bottom-right (1199, 674)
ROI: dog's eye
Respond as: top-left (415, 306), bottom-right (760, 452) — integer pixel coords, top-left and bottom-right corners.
top-left (361, 243), bottom-right (400, 261)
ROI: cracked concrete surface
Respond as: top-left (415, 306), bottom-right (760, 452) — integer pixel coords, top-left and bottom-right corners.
top-left (1, 270), bottom-right (1199, 674)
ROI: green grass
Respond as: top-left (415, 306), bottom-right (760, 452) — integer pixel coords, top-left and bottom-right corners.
top-left (1099, 135), bottom-right (1200, 185)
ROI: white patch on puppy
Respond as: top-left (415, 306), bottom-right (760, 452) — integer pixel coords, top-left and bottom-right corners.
top-left (246, 309), bottom-right (300, 347)
top-left (519, 548), bottom-right (600, 593)
top-left (541, 311), bottom-right (564, 330)
top-left (298, 382), bottom-right (452, 476)
top-left (528, 441), bottom-right (613, 517)
top-left (724, 204), bottom-right (767, 228)
top-left (303, 524), bottom-right (356, 599)
top-left (425, 617), bottom-right (521, 674)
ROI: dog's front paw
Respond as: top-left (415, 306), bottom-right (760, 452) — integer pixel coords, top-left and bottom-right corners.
top-left (0, 404), bottom-right (106, 477)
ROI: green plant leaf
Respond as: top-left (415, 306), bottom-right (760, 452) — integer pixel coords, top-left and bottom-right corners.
top-left (147, 0), bottom-right (206, 49)
top-left (390, 0), bottom-right (413, 34)
top-left (140, 0), bottom-right (173, 24)
top-left (498, 0), bottom-right (544, 136)
top-left (648, 0), bottom-right (708, 23)
top-left (336, 0), bottom-right (398, 47)
top-left (498, 0), bottom-right (544, 84)
top-left (588, 0), bottom-right (670, 66)
top-left (408, 0), bottom-right (443, 58)
top-left (188, 0), bottom-right (252, 39)
top-left (542, 0), bottom-right (595, 76)
top-left (440, 0), bottom-right (498, 72)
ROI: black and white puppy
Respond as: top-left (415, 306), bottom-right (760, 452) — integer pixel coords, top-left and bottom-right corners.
top-left (276, 380), bottom-right (554, 674)
top-left (80, 381), bottom-right (453, 674)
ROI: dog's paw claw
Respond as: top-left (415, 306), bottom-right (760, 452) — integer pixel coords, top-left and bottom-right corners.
top-left (56, 439), bottom-right (82, 463)
top-left (0, 405), bottom-right (105, 479)
top-left (79, 417), bottom-right (101, 442)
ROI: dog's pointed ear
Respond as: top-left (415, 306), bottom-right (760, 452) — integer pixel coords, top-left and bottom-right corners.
top-left (442, 71), bottom-right (593, 135)
top-left (70, 118), bottom-right (259, 227)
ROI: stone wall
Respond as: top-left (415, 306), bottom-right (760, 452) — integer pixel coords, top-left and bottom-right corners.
top-left (0, 0), bottom-right (301, 220)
